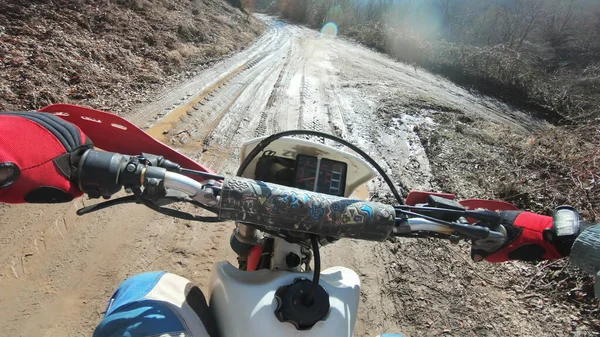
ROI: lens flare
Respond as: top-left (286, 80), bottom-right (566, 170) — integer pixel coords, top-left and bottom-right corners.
top-left (326, 5), bottom-right (344, 24)
top-left (320, 22), bottom-right (338, 39)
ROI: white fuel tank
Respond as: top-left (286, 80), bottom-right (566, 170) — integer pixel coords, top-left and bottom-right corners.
top-left (209, 261), bottom-right (361, 337)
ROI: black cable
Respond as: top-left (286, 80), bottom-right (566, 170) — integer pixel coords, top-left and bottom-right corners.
top-left (236, 130), bottom-right (405, 205)
top-left (140, 197), bottom-right (222, 222)
top-left (77, 195), bottom-right (137, 215)
top-left (151, 196), bottom-right (219, 214)
top-left (399, 210), bottom-right (459, 227)
top-left (394, 231), bottom-right (454, 240)
top-left (132, 188), bottom-right (222, 222)
top-left (304, 234), bottom-right (320, 305)
top-left (187, 199), bottom-right (218, 213)
top-left (394, 206), bottom-right (467, 217)
top-left (399, 210), bottom-right (491, 239)
top-left (180, 168), bottom-right (225, 181)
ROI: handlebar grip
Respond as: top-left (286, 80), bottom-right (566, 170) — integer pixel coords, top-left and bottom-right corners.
top-left (78, 150), bottom-right (130, 198)
top-left (218, 177), bottom-right (396, 241)
top-left (78, 150), bottom-right (166, 199)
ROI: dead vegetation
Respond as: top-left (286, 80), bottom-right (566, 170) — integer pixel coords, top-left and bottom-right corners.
top-left (496, 126), bottom-right (600, 220)
top-left (406, 106), bottom-right (600, 334)
top-left (260, 0), bottom-right (600, 124)
top-left (0, 0), bottom-right (264, 113)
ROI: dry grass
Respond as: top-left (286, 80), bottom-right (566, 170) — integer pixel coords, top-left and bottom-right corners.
top-left (492, 126), bottom-right (599, 222)
top-left (0, 0), bottom-right (265, 112)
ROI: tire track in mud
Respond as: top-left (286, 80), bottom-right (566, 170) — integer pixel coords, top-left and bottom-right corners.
top-left (256, 47), bottom-right (292, 136)
top-left (295, 77), bottom-right (326, 145)
top-left (159, 31), bottom-right (295, 174)
top-left (153, 54), bottom-right (265, 144)
top-left (322, 80), bottom-right (350, 140)
top-left (200, 55), bottom-right (286, 168)
top-left (298, 68), bottom-right (308, 129)
top-left (337, 93), bottom-right (417, 195)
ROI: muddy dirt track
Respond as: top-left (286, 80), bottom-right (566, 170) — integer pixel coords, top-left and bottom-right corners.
top-left (0, 16), bottom-right (588, 337)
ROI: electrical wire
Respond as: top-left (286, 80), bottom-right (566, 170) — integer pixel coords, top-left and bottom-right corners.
top-left (394, 205), bottom-right (467, 216)
top-left (304, 234), bottom-right (320, 305)
top-left (180, 168), bottom-right (225, 181)
top-left (399, 210), bottom-right (459, 227)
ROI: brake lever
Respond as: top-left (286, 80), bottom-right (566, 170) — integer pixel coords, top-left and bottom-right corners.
top-left (472, 223), bottom-right (508, 253)
top-left (77, 195), bottom-right (138, 215)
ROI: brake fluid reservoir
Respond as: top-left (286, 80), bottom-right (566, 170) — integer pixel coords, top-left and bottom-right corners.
top-left (209, 261), bottom-right (361, 337)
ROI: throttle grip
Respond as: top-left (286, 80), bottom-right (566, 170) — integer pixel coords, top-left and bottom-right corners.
top-left (219, 177), bottom-right (396, 241)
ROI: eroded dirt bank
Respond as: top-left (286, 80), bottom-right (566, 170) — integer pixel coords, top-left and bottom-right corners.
top-left (0, 0), bottom-right (263, 113)
top-left (0, 16), bottom-right (597, 337)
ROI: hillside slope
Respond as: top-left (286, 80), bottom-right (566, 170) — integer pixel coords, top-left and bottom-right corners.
top-left (0, 0), bottom-right (263, 113)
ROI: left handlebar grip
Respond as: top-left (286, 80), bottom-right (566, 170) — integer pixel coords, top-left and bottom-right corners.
top-left (218, 177), bottom-right (396, 241)
top-left (78, 150), bottom-right (130, 198)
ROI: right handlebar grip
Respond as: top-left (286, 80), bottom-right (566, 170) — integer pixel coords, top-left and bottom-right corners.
top-left (218, 177), bottom-right (396, 241)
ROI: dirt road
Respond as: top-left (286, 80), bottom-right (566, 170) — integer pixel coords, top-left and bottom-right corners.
top-left (0, 16), bottom-right (581, 337)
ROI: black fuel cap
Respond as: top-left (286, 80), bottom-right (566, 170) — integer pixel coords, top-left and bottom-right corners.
top-left (274, 278), bottom-right (330, 330)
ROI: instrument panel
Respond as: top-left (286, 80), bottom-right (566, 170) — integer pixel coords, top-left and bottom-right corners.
top-left (295, 155), bottom-right (347, 196)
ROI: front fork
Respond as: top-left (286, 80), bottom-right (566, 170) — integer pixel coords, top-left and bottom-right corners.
top-left (230, 223), bottom-right (310, 272)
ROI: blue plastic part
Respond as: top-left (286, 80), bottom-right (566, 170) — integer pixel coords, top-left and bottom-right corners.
top-left (104, 271), bottom-right (167, 316)
top-left (93, 300), bottom-right (186, 337)
top-left (93, 271), bottom-right (191, 337)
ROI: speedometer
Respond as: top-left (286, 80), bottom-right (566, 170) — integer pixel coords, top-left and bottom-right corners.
top-left (295, 155), bottom-right (347, 196)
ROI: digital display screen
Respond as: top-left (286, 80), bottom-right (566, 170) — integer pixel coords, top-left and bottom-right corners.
top-left (316, 158), bottom-right (346, 195)
top-left (295, 155), bottom-right (319, 191)
top-left (295, 155), bottom-right (347, 196)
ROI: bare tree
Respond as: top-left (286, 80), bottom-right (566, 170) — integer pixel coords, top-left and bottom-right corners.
top-left (541, 0), bottom-right (577, 45)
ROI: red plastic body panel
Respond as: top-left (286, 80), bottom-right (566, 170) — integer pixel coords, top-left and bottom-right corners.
top-left (247, 245), bottom-right (263, 272)
top-left (405, 191), bottom-right (456, 206)
top-left (39, 104), bottom-right (212, 173)
top-left (459, 199), bottom-right (519, 212)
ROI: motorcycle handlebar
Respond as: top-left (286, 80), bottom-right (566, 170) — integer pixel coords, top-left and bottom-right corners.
top-left (77, 150), bottom-right (506, 243)
top-left (219, 176), bottom-right (396, 241)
